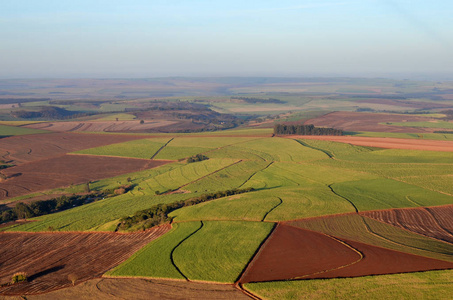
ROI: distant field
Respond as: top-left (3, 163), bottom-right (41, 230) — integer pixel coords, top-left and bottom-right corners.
top-left (0, 124), bottom-right (48, 137)
top-left (387, 121), bottom-right (453, 130)
top-left (75, 138), bottom-right (171, 159)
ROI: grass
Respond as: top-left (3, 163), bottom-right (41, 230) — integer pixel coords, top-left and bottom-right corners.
top-left (332, 178), bottom-right (453, 211)
top-left (94, 113), bottom-right (137, 121)
top-left (173, 221), bottom-right (274, 282)
top-left (386, 121), bottom-right (453, 130)
top-left (75, 138), bottom-right (171, 159)
top-left (107, 222), bottom-right (201, 279)
top-left (170, 190), bottom-right (282, 222)
top-left (245, 269), bottom-right (453, 300)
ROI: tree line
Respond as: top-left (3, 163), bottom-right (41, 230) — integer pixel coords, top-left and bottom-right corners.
top-left (274, 124), bottom-right (343, 136)
top-left (118, 187), bottom-right (255, 231)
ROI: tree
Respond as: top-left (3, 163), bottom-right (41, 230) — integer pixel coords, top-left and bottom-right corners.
top-left (140, 120), bottom-right (145, 124)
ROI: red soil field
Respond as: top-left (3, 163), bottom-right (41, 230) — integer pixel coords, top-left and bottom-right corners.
top-left (0, 224), bottom-right (171, 295)
top-left (362, 205), bottom-right (453, 244)
top-left (288, 135), bottom-right (453, 152)
top-left (0, 154), bottom-right (170, 200)
top-left (305, 111), bottom-right (436, 133)
top-left (304, 238), bottom-right (453, 280)
top-left (240, 224), bottom-right (453, 283)
top-left (0, 132), bottom-right (146, 164)
top-left (238, 224), bottom-right (361, 283)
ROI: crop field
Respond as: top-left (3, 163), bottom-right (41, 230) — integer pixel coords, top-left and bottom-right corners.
top-left (0, 154), bottom-right (168, 200)
top-left (0, 225), bottom-right (171, 295)
top-left (0, 124), bottom-right (48, 137)
top-left (245, 269), bottom-right (453, 300)
top-left (75, 138), bottom-right (172, 159)
top-left (2, 122), bottom-right (453, 298)
top-left (173, 221), bottom-right (273, 283)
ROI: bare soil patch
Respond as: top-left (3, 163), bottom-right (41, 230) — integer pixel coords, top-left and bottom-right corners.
top-left (238, 224), bottom-right (361, 283)
top-left (0, 225), bottom-right (171, 295)
top-left (240, 224), bottom-right (453, 283)
top-left (0, 154), bottom-right (170, 200)
top-left (303, 238), bottom-right (453, 279)
top-left (288, 135), bottom-right (453, 152)
top-left (305, 111), bottom-right (435, 133)
top-left (15, 277), bottom-right (250, 300)
top-left (0, 132), bottom-right (146, 165)
top-left (361, 205), bottom-right (453, 244)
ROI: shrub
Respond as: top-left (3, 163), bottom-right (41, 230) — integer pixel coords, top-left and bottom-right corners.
top-left (11, 272), bottom-right (27, 284)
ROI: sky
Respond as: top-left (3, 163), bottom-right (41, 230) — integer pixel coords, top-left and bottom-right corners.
top-left (0, 0), bottom-right (452, 79)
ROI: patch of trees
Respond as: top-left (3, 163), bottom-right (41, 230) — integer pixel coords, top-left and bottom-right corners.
top-left (0, 184), bottom-right (135, 224)
top-left (11, 106), bottom-right (93, 120)
top-left (118, 187), bottom-right (255, 231)
top-left (187, 154), bottom-right (209, 163)
top-left (434, 131), bottom-right (453, 134)
top-left (274, 124), bottom-right (343, 136)
top-left (231, 97), bottom-right (286, 104)
top-left (0, 193), bottom-right (104, 224)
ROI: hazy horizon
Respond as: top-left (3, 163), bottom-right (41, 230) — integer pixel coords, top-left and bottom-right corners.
top-left (1, 1), bottom-right (452, 79)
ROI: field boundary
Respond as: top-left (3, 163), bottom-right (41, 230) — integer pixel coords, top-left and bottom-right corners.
top-left (150, 137), bottom-right (174, 159)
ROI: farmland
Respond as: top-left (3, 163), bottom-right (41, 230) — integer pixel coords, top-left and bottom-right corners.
top-left (1, 77), bottom-right (453, 298)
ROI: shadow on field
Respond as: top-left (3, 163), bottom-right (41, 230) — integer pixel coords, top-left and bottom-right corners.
top-left (28, 265), bottom-right (65, 282)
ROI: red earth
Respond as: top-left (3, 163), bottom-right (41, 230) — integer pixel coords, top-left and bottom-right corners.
top-left (239, 224), bottom-right (453, 283)
top-left (0, 154), bottom-right (170, 200)
top-left (0, 132), bottom-right (147, 164)
top-left (287, 135), bottom-right (453, 152)
top-left (0, 224), bottom-right (171, 295)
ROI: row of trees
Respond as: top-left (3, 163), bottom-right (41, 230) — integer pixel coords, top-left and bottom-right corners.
top-left (274, 124), bottom-right (343, 136)
top-left (231, 97), bottom-right (286, 104)
top-left (119, 187), bottom-right (255, 231)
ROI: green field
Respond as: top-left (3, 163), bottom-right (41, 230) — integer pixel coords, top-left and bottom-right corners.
top-left (0, 124), bottom-right (49, 137)
top-left (107, 222), bottom-right (201, 279)
top-left (245, 269), bottom-right (453, 300)
top-left (173, 221), bottom-right (273, 282)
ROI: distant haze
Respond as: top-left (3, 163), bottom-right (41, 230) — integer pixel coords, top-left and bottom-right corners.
top-left (1, 1), bottom-right (452, 79)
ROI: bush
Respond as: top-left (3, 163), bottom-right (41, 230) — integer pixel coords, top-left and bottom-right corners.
top-left (11, 272), bottom-right (27, 284)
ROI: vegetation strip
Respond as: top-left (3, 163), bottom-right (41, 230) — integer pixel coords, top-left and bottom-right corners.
top-left (327, 184), bottom-right (359, 213)
top-left (150, 137), bottom-right (174, 159)
top-left (261, 197), bottom-right (283, 222)
top-left (170, 221), bottom-right (204, 281)
top-left (295, 139), bottom-right (333, 158)
top-left (118, 187), bottom-right (255, 231)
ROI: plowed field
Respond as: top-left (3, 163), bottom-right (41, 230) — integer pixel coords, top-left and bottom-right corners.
top-left (305, 111), bottom-right (434, 133)
top-left (287, 135), bottom-right (453, 152)
top-left (0, 133), bottom-right (146, 164)
top-left (0, 224), bottom-right (171, 295)
top-left (240, 224), bottom-right (453, 283)
top-left (362, 205), bottom-right (453, 244)
top-left (0, 154), bottom-right (170, 200)
top-left (238, 224), bottom-right (361, 283)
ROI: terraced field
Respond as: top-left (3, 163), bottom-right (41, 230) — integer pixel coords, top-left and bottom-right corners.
top-left (2, 131), bottom-right (453, 298)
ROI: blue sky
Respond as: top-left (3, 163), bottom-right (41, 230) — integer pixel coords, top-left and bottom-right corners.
top-left (1, 0), bottom-right (452, 78)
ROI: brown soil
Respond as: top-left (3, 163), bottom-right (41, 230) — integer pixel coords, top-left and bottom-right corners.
top-left (304, 238), bottom-right (453, 279)
top-left (305, 111), bottom-right (436, 133)
top-left (287, 135), bottom-right (453, 152)
top-left (0, 154), bottom-right (170, 200)
top-left (361, 205), bottom-right (453, 244)
top-left (0, 225), bottom-right (171, 295)
top-left (238, 224), bottom-right (362, 283)
top-left (240, 224), bottom-right (453, 283)
top-left (0, 132), bottom-right (146, 165)
top-left (13, 277), bottom-right (250, 300)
